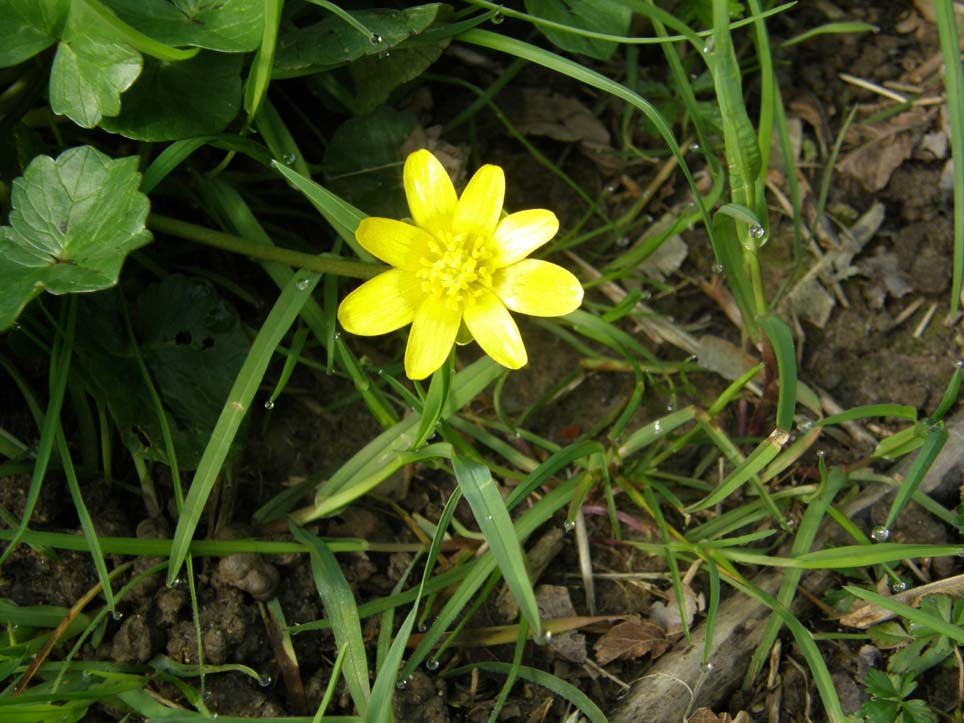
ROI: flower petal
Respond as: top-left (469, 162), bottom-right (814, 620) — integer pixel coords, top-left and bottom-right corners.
top-left (491, 259), bottom-right (583, 317)
top-left (452, 164), bottom-right (504, 241)
top-left (338, 269), bottom-right (424, 335)
top-left (404, 149), bottom-right (457, 237)
top-left (405, 297), bottom-right (461, 380)
top-left (355, 218), bottom-right (434, 270)
top-left (488, 210), bottom-right (559, 267)
top-left (463, 289), bottom-right (527, 370)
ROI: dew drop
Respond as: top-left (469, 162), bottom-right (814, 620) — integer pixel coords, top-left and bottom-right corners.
top-left (425, 659), bottom-right (440, 672)
top-left (209, 714), bottom-right (218, 721)
top-left (282, 153), bottom-right (296, 166)
top-left (370, 33), bottom-right (383, 44)
top-left (816, 450), bottom-right (826, 459)
top-left (749, 224), bottom-right (767, 241)
top-left (653, 421), bottom-right (662, 432)
top-left (702, 38), bottom-right (714, 54)
top-left (296, 278), bottom-right (311, 291)
top-left (616, 236), bottom-right (630, 248)
top-left (891, 581), bottom-right (907, 593)
top-left (264, 399), bottom-right (275, 410)
top-left (333, 330), bottom-right (342, 340)
top-left (542, 631), bottom-right (553, 643)
top-left (666, 404), bottom-right (674, 412)
top-left (111, 610), bottom-right (124, 621)
top-left (700, 661), bottom-right (714, 674)
top-left (689, 142), bottom-right (701, 152)
top-left (639, 290), bottom-right (652, 300)
top-left (417, 623), bottom-right (428, 633)
top-left (605, 183), bottom-right (618, 194)
top-left (563, 519), bottom-right (576, 533)
top-left (378, 50), bottom-right (391, 60)
top-left (796, 418), bottom-right (813, 432)
top-left (492, 10), bottom-right (505, 24)
top-left (956, 360), bottom-right (964, 369)
top-left (259, 674), bottom-right (273, 687)
top-left (81, 669), bottom-right (93, 680)
top-left (870, 526), bottom-right (891, 542)
top-left (711, 263), bottom-right (724, 274)
top-left (395, 678), bottom-right (409, 691)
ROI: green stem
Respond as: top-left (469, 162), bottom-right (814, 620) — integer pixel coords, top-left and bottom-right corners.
top-left (148, 214), bottom-right (382, 280)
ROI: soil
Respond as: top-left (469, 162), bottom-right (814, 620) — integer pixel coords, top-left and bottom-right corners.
top-left (2, 2), bottom-right (962, 722)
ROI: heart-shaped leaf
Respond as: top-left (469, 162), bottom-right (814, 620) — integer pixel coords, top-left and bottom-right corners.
top-left (103, 0), bottom-right (264, 52)
top-left (0, 145), bottom-right (152, 330)
top-left (0, 0), bottom-right (69, 68)
top-left (49, 1), bottom-right (142, 127)
top-left (100, 51), bottom-right (243, 140)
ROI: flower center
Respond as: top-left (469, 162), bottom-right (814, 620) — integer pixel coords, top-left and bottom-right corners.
top-left (416, 231), bottom-right (494, 311)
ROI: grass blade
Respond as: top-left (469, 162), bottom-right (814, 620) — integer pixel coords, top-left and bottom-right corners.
top-left (453, 454), bottom-right (544, 643)
top-left (167, 272), bottom-right (320, 584)
top-left (289, 523), bottom-right (370, 716)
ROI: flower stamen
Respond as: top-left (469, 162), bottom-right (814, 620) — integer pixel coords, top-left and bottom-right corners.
top-left (417, 232), bottom-right (494, 311)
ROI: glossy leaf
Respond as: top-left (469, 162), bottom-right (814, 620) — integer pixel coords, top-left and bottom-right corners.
top-left (0, 0), bottom-right (69, 68)
top-left (103, 0), bottom-right (264, 52)
top-left (0, 146), bottom-right (151, 330)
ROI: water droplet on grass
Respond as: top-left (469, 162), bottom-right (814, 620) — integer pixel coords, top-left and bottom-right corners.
top-left (396, 678), bottom-right (409, 690)
top-left (654, 421), bottom-right (662, 432)
top-left (749, 224), bottom-right (767, 241)
top-left (700, 661), bottom-right (714, 674)
top-left (711, 263), bottom-right (724, 274)
top-left (425, 659), bottom-right (440, 671)
top-left (891, 581), bottom-right (907, 593)
top-left (563, 519), bottom-right (576, 533)
top-left (492, 10), bottom-right (505, 24)
top-left (264, 399), bottom-right (275, 410)
top-left (282, 153), bottom-right (296, 166)
top-left (689, 143), bottom-right (701, 152)
top-left (296, 278), bottom-right (310, 291)
top-left (870, 526), bottom-right (891, 542)
top-left (370, 33), bottom-right (383, 44)
top-left (111, 610), bottom-right (124, 621)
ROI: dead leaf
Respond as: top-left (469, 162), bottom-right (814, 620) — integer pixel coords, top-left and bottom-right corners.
top-left (536, 584), bottom-right (586, 663)
top-left (858, 247), bottom-right (913, 309)
top-left (639, 233), bottom-right (688, 281)
top-left (401, 125), bottom-right (469, 187)
top-left (839, 132), bottom-right (917, 192)
top-left (513, 89), bottom-right (611, 147)
top-left (594, 618), bottom-right (671, 665)
top-left (651, 582), bottom-right (705, 635)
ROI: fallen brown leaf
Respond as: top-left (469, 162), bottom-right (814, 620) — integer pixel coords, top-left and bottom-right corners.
top-left (594, 618), bottom-right (671, 665)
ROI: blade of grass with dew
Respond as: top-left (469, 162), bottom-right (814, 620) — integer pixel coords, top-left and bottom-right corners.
top-left (928, 361), bottom-right (963, 423)
top-left (845, 586), bottom-right (964, 644)
top-left (289, 523), bottom-right (370, 716)
top-left (616, 406), bottom-right (696, 459)
top-left (254, 98), bottom-right (311, 177)
top-left (368, 488), bottom-right (462, 721)
top-left (932, 0), bottom-right (964, 313)
top-left (401, 476), bottom-right (580, 679)
top-left (0, 298), bottom-right (77, 568)
top-left (453, 454), bottom-right (544, 643)
top-left (725, 570), bottom-right (845, 722)
top-left (196, 177), bottom-right (395, 426)
top-left (272, 161), bottom-right (369, 260)
top-left (457, 28), bottom-right (714, 237)
top-left (724, 542), bottom-right (964, 569)
top-left (243, 0), bottom-right (282, 121)
top-left (641, 480), bottom-right (690, 641)
top-left (759, 314), bottom-right (797, 431)
top-left (445, 661), bottom-right (606, 723)
top-left (883, 426), bottom-right (948, 530)
top-left (412, 352), bottom-right (452, 450)
top-left (745, 466), bottom-right (848, 686)
top-left (293, 358), bottom-right (503, 522)
top-left (686, 429), bottom-right (790, 513)
top-left (265, 326), bottom-right (309, 409)
top-left (817, 403), bottom-right (918, 426)
top-left (167, 272), bottom-right (321, 584)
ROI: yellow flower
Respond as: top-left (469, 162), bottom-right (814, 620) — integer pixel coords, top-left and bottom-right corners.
top-left (337, 149), bottom-right (584, 380)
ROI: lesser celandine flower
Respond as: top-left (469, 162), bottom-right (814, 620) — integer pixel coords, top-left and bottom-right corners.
top-left (337, 149), bottom-right (584, 380)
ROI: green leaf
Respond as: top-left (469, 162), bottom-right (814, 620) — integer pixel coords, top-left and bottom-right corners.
top-left (100, 52), bottom-right (243, 140)
top-left (102, 0), bottom-right (264, 52)
top-left (0, 146), bottom-right (151, 331)
top-left (49, 1), bottom-right (142, 128)
top-left (452, 455), bottom-right (544, 643)
top-left (75, 276), bottom-right (250, 469)
top-left (323, 106), bottom-right (416, 217)
top-left (524, 0), bottom-right (632, 60)
top-left (289, 523), bottom-right (370, 715)
top-left (349, 41), bottom-right (448, 114)
top-left (274, 5), bottom-right (443, 76)
top-left (0, 0), bottom-right (69, 68)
